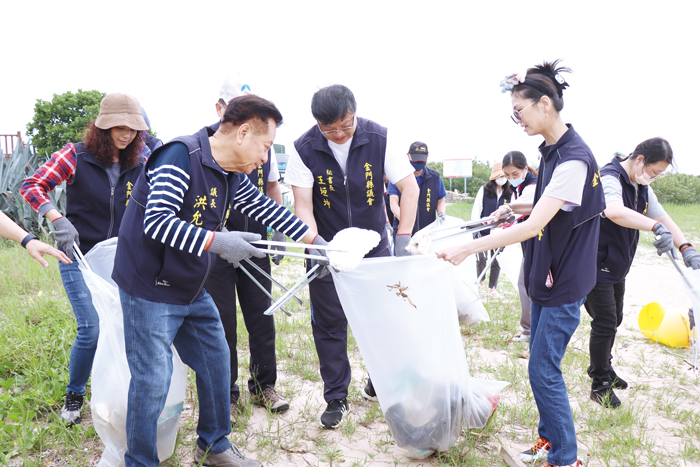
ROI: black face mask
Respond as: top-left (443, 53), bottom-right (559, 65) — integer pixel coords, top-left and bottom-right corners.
top-left (410, 161), bottom-right (426, 171)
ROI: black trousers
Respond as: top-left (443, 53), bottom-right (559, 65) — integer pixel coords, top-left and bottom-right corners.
top-left (308, 241), bottom-right (391, 402)
top-left (476, 249), bottom-right (501, 289)
top-left (584, 279), bottom-right (625, 390)
top-left (204, 254), bottom-right (276, 403)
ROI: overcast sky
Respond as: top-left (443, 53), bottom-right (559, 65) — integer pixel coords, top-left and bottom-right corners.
top-left (2, 1), bottom-right (698, 174)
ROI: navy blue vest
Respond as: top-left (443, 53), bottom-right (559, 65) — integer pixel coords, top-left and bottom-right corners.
top-left (66, 142), bottom-right (144, 255)
top-left (596, 157), bottom-right (648, 284)
top-left (524, 125), bottom-right (606, 306)
top-left (295, 117), bottom-right (389, 255)
top-left (479, 184), bottom-right (510, 237)
top-left (113, 127), bottom-right (241, 305)
top-left (392, 167), bottom-right (443, 234)
top-left (515, 171), bottom-right (537, 254)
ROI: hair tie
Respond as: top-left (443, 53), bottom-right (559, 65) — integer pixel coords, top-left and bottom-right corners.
top-left (499, 72), bottom-right (525, 93)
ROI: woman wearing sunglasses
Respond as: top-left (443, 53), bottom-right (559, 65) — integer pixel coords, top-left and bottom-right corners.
top-left (584, 137), bottom-right (700, 409)
top-left (438, 60), bottom-right (604, 467)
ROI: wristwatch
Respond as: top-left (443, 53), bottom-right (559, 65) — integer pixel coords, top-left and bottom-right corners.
top-left (21, 232), bottom-right (38, 248)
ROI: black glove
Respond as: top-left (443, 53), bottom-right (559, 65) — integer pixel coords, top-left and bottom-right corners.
top-left (681, 245), bottom-right (700, 270)
top-left (208, 231), bottom-right (265, 265)
top-left (270, 230), bottom-right (286, 265)
top-left (652, 222), bottom-right (674, 257)
top-left (52, 216), bottom-right (79, 260)
top-left (309, 235), bottom-right (330, 278)
top-left (394, 234), bottom-right (411, 257)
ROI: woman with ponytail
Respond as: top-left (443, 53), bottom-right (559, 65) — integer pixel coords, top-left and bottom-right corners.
top-left (438, 60), bottom-right (604, 467)
top-left (585, 137), bottom-right (699, 409)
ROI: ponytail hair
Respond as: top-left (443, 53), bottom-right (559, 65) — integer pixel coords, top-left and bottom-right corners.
top-left (502, 150), bottom-right (538, 176)
top-left (511, 59), bottom-right (572, 112)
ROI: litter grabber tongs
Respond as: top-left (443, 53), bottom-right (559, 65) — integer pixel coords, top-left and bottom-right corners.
top-left (408, 214), bottom-right (517, 255)
top-left (665, 250), bottom-right (699, 373)
top-left (263, 261), bottom-right (331, 316)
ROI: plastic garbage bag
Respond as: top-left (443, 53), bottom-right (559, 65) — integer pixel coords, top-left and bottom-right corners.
top-left (488, 227), bottom-right (523, 290)
top-left (79, 239), bottom-right (186, 466)
top-left (413, 216), bottom-right (489, 325)
top-left (331, 255), bottom-right (508, 458)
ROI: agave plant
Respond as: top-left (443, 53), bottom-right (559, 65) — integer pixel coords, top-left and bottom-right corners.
top-left (0, 143), bottom-right (66, 235)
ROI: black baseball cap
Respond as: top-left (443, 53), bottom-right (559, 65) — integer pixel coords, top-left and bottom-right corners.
top-left (408, 141), bottom-right (429, 162)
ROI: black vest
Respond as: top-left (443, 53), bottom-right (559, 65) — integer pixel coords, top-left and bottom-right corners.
top-left (515, 171), bottom-right (537, 254)
top-left (478, 184), bottom-right (510, 237)
top-left (113, 127), bottom-right (241, 305)
top-left (524, 125), bottom-right (606, 306)
top-left (596, 157), bottom-right (649, 283)
top-left (295, 117), bottom-right (389, 255)
top-left (392, 167), bottom-right (443, 235)
top-left (66, 142), bottom-right (144, 255)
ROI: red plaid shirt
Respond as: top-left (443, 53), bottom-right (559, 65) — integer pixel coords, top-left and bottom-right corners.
top-left (20, 142), bottom-right (77, 213)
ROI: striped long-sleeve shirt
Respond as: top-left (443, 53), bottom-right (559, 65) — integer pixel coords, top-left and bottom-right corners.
top-left (144, 143), bottom-right (309, 255)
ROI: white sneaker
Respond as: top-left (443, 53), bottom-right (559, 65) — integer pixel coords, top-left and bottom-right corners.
top-left (512, 333), bottom-right (530, 343)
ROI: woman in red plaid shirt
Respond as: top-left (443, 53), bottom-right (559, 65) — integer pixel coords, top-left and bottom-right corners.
top-left (21, 93), bottom-right (148, 427)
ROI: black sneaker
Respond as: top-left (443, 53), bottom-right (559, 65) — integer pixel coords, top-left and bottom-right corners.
top-left (361, 380), bottom-right (378, 402)
top-left (61, 391), bottom-right (84, 426)
top-left (610, 369), bottom-right (628, 390)
top-left (590, 387), bottom-right (621, 408)
top-left (320, 398), bottom-right (349, 429)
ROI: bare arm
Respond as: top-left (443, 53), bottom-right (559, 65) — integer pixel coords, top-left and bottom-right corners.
top-left (437, 195), bottom-right (565, 265)
top-left (437, 197), bottom-right (446, 216)
top-left (290, 186), bottom-right (319, 243)
top-left (394, 175), bottom-right (419, 235)
top-left (389, 194), bottom-right (401, 220)
top-left (0, 212), bottom-right (71, 266)
top-left (603, 201), bottom-right (656, 231)
top-left (267, 180), bottom-right (283, 205)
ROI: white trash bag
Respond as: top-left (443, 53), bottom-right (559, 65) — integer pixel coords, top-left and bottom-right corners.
top-left (78, 238), bottom-right (186, 466)
top-left (331, 255), bottom-right (507, 458)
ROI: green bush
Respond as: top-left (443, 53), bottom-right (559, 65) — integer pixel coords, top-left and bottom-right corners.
top-left (428, 159), bottom-right (491, 197)
top-left (651, 173), bottom-right (700, 204)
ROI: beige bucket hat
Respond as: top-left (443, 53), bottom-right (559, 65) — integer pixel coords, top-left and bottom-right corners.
top-left (95, 93), bottom-right (148, 131)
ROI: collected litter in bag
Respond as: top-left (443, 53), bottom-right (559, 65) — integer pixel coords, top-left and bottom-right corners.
top-left (332, 255), bottom-right (507, 458)
top-left (411, 216), bottom-right (489, 325)
top-left (77, 239), bottom-right (186, 466)
top-left (326, 227), bottom-right (381, 271)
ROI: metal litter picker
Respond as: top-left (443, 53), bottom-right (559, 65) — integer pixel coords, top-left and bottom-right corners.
top-left (666, 251), bottom-right (699, 373)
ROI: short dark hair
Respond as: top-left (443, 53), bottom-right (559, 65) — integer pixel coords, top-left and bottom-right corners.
top-left (621, 137), bottom-right (674, 167)
top-left (311, 85), bottom-right (357, 125)
top-left (512, 59), bottom-right (572, 113)
top-left (222, 95), bottom-right (283, 132)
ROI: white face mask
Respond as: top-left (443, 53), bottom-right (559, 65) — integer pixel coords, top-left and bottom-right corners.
top-left (635, 162), bottom-right (653, 186)
top-left (495, 177), bottom-right (507, 186)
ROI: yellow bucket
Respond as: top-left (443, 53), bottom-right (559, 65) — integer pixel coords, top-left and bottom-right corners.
top-left (638, 302), bottom-right (690, 348)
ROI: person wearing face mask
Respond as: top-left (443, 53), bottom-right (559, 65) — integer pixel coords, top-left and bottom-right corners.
top-left (387, 141), bottom-right (446, 245)
top-left (470, 162), bottom-right (514, 298)
top-left (21, 93), bottom-right (149, 428)
top-left (501, 151), bottom-right (538, 342)
top-left (584, 137), bottom-right (699, 409)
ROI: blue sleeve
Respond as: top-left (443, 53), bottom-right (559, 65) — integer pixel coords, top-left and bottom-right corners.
top-left (386, 182), bottom-right (400, 196)
top-left (437, 179), bottom-right (447, 199)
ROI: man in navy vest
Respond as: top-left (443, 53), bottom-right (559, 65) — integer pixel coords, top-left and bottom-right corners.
top-left (113, 95), bottom-right (323, 467)
top-left (285, 84), bottom-right (419, 428)
top-left (387, 141), bottom-right (446, 241)
top-left (204, 78), bottom-right (291, 414)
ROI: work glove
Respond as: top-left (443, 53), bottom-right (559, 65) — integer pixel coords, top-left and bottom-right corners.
top-left (208, 231), bottom-right (265, 266)
top-left (52, 216), bottom-right (80, 260)
top-left (681, 245), bottom-right (700, 270)
top-left (652, 222), bottom-right (675, 257)
top-left (394, 233), bottom-right (412, 257)
top-left (270, 230), bottom-right (286, 265)
top-left (309, 235), bottom-right (330, 279)
top-left (436, 212), bottom-right (446, 227)
top-left (385, 221), bottom-right (394, 238)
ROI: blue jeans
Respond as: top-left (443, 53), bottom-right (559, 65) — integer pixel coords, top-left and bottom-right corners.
top-left (119, 289), bottom-right (231, 467)
top-left (59, 260), bottom-right (100, 395)
top-left (529, 298), bottom-right (584, 466)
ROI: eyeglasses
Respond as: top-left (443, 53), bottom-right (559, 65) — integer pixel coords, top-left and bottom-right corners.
top-left (218, 98), bottom-right (227, 107)
top-left (318, 115), bottom-right (356, 136)
top-left (511, 99), bottom-right (539, 124)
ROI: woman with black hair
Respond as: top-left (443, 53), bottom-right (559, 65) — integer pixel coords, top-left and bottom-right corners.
top-left (21, 93), bottom-right (148, 427)
top-left (501, 151), bottom-right (538, 342)
top-left (438, 60), bottom-right (604, 467)
top-left (470, 162), bottom-right (513, 298)
top-left (585, 137), bottom-right (700, 408)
